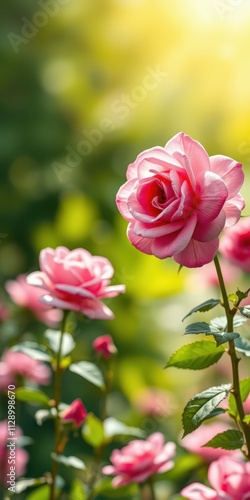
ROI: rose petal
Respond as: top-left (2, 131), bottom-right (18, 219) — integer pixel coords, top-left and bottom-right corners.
top-left (151, 214), bottom-right (197, 259)
top-left (165, 132), bottom-right (210, 179)
top-left (174, 238), bottom-right (219, 268)
top-left (181, 483), bottom-right (218, 500)
top-left (197, 172), bottom-right (228, 224)
top-left (210, 155), bottom-right (244, 200)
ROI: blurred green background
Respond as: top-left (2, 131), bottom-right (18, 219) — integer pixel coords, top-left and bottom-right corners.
top-left (1, 0), bottom-right (250, 498)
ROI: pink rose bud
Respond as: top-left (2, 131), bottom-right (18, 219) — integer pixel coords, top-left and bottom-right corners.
top-left (102, 433), bottom-right (176, 487)
top-left (93, 335), bottom-right (117, 359)
top-left (116, 132), bottom-right (245, 268)
top-left (220, 216), bottom-right (250, 272)
top-left (5, 274), bottom-right (62, 327)
top-left (181, 456), bottom-right (250, 499)
top-left (26, 247), bottom-right (125, 320)
top-left (61, 399), bottom-right (87, 427)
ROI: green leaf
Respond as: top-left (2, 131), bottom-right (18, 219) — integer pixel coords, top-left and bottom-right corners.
top-left (69, 361), bottom-right (105, 390)
top-left (243, 414), bottom-right (250, 423)
top-left (182, 384), bottom-right (231, 437)
top-left (210, 315), bottom-right (247, 330)
top-left (236, 288), bottom-right (250, 301)
top-left (165, 341), bottom-right (224, 370)
top-left (51, 453), bottom-right (86, 470)
top-left (34, 408), bottom-right (57, 426)
top-left (103, 417), bottom-right (145, 441)
top-left (44, 330), bottom-right (76, 356)
top-left (229, 378), bottom-right (250, 417)
top-left (10, 342), bottom-right (51, 362)
top-left (182, 299), bottom-right (220, 321)
top-left (26, 486), bottom-right (51, 500)
top-left (184, 322), bottom-right (212, 334)
top-left (202, 408), bottom-right (226, 420)
top-left (15, 388), bottom-right (50, 405)
top-left (211, 332), bottom-right (240, 346)
top-left (234, 337), bottom-right (250, 357)
top-left (82, 414), bottom-right (105, 447)
top-left (239, 306), bottom-right (250, 319)
top-left (15, 478), bottom-right (46, 494)
top-left (203, 429), bottom-right (244, 450)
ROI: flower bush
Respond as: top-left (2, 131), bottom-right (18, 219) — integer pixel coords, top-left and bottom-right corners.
top-left (0, 133), bottom-right (250, 500)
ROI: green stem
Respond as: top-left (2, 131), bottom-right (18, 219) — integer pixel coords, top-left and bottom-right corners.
top-left (49, 310), bottom-right (69, 500)
top-left (139, 480), bottom-right (157, 500)
top-left (214, 255), bottom-right (250, 458)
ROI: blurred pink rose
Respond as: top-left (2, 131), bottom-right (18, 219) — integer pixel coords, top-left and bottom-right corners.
top-left (181, 422), bottom-right (241, 462)
top-left (61, 399), bottom-right (87, 427)
top-left (93, 334), bottom-right (117, 358)
top-left (0, 350), bottom-right (51, 390)
top-left (220, 217), bottom-right (250, 272)
top-left (187, 260), bottom-right (239, 292)
top-left (133, 387), bottom-right (176, 417)
top-left (181, 456), bottom-right (250, 499)
top-left (5, 274), bottom-right (62, 327)
top-left (116, 132), bottom-right (245, 268)
top-left (0, 420), bottom-right (29, 485)
top-left (102, 432), bottom-right (176, 487)
top-left (26, 247), bottom-right (125, 320)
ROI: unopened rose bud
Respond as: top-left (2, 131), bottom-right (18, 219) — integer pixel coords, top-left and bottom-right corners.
top-left (61, 399), bottom-right (87, 427)
top-left (92, 335), bottom-right (117, 359)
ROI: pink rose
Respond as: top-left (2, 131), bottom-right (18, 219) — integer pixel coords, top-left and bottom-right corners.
top-left (0, 350), bottom-right (51, 390)
top-left (102, 432), bottom-right (176, 487)
top-left (5, 274), bottom-right (62, 327)
top-left (181, 422), bottom-right (241, 462)
top-left (26, 247), bottom-right (125, 320)
top-left (220, 217), bottom-right (250, 272)
top-left (181, 456), bottom-right (250, 500)
top-left (61, 399), bottom-right (87, 427)
top-left (93, 334), bottom-right (117, 358)
top-left (116, 132), bottom-right (245, 268)
top-left (0, 420), bottom-right (29, 485)
top-left (133, 387), bottom-right (176, 417)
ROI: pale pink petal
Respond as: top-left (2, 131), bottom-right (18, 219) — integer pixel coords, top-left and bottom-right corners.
top-left (147, 432), bottom-right (165, 451)
top-left (112, 475), bottom-right (131, 487)
top-left (223, 194), bottom-right (245, 227)
top-left (99, 284), bottom-right (126, 298)
top-left (54, 284), bottom-right (96, 299)
top-left (102, 465), bottom-right (116, 475)
top-left (26, 271), bottom-right (51, 290)
top-left (116, 179), bottom-right (139, 221)
top-left (210, 155), bottom-right (244, 200)
top-left (197, 172), bottom-right (228, 224)
top-left (156, 460), bottom-right (175, 473)
top-left (133, 220), bottom-right (184, 238)
top-left (165, 132), bottom-right (210, 179)
top-left (135, 146), bottom-right (183, 179)
top-left (181, 483), bottom-right (218, 500)
top-left (193, 211), bottom-right (226, 242)
top-left (151, 214), bottom-right (197, 259)
top-left (174, 238), bottom-right (219, 268)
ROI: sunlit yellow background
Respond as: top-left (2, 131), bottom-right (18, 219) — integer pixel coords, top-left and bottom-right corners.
top-left (1, 0), bottom-right (250, 494)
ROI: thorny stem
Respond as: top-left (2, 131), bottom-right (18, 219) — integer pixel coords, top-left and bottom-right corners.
top-left (49, 310), bottom-right (70, 500)
top-left (214, 255), bottom-right (250, 459)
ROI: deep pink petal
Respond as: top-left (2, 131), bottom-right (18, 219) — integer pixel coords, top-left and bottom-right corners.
top-left (151, 214), bottom-right (197, 259)
top-left (197, 172), bottom-right (228, 224)
top-left (127, 224), bottom-right (153, 254)
top-left (209, 155), bottom-right (244, 200)
top-left (174, 238), bottom-right (219, 268)
top-left (55, 284), bottom-right (96, 298)
top-left (165, 132), bottom-right (210, 179)
top-left (193, 210), bottom-right (226, 242)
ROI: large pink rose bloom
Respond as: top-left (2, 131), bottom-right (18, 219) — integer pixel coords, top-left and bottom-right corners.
top-left (0, 420), bottom-right (29, 485)
top-left (220, 217), bottom-right (250, 272)
top-left (116, 132), bottom-right (245, 268)
top-left (181, 456), bottom-right (250, 500)
top-left (5, 274), bottom-right (62, 327)
top-left (102, 433), bottom-right (176, 487)
top-left (26, 247), bottom-right (125, 320)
